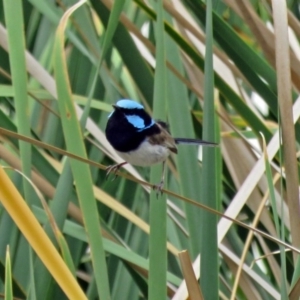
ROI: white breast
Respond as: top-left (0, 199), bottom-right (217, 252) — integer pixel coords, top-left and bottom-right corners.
top-left (116, 140), bottom-right (170, 166)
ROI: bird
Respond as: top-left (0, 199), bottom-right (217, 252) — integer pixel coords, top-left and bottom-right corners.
top-left (105, 99), bottom-right (217, 194)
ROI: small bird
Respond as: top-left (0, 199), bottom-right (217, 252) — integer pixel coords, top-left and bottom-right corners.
top-left (105, 99), bottom-right (217, 193)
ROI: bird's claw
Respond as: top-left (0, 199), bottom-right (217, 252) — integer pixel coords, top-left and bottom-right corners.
top-left (153, 180), bottom-right (164, 198)
top-left (105, 164), bottom-right (121, 181)
top-left (105, 162), bottom-right (128, 180)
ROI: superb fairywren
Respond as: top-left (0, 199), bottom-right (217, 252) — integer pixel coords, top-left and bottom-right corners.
top-left (105, 99), bottom-right (217, 192)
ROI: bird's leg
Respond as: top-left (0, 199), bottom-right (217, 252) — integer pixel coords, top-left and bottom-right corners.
top-left (106, 162), bottom-right (127, 180)
top-left (153, 161), bottom-right (166, 197)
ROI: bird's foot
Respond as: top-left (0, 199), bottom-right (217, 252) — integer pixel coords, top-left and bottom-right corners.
top-left (153, 180), bottom-right (164, 198)
top-left (105, 162), bottom-right (127, 181)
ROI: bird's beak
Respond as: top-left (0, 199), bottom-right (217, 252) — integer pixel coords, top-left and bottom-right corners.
top-left (112, 104), bottom-right (119, 110)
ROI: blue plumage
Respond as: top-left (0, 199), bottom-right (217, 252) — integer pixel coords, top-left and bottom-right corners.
top-left (116, 99), bottom-right (144, 109)
top-left (125, 115), bottom-right (155, 131)
top-left (125, 115), bottom-right (145, 129)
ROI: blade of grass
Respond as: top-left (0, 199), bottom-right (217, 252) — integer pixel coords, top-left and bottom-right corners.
top-left (290, 277), bottom-right (300, 300)
top-left (2, 0), bottom-right (32, 192)
top-left (5, 246), bottom-right (13, 300)
top-left (3, 0), bottom-right (38, 294)
top-left (57, 231), bottom-right (76, 276)
top-left (82, 0), bottom-right (125, 126)
top-left (31, 161), bottom-right (77, 295)
top-left (0, 167), bottom-right (86, 299)
top-left (261, 133), bottom-right (288, 298)
top-left (165, 17), bottom-right (202, 258)
top-left (56, 1), bottom-right (125, 296)
top-left (199, 1), bottom-right (219, 298)
top-left (34, 162), bottom-right (74, 296)
top-left (178, 250), bottom-right (203, 300)
top-left (53, 1), bottom-right (110, 299)
top-left (149, 0), bottom-right (167, 299)
top-left (28, 247), bottom-right (37, 300)
top-left (229, 176), bottom-right (272, 300)
top-left (271, 0), bottom-right (300, 257)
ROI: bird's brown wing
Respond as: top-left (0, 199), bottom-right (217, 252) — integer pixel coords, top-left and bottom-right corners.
top-left (148, 123), bottom-right (177, 154)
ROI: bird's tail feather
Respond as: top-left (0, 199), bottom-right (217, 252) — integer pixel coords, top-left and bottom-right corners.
top-left (174, 138), bottom-right (218, 146)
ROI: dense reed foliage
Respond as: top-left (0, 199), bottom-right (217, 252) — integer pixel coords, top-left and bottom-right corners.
top-left (0, 0), bottom-right (299, 299)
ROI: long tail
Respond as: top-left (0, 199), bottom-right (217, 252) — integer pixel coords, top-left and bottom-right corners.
top-left (174, 138), bottom-right (218, 147)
